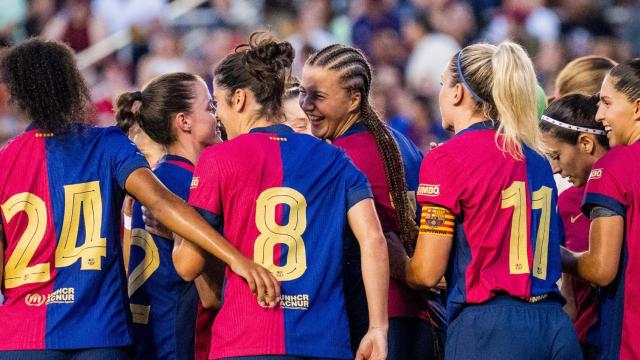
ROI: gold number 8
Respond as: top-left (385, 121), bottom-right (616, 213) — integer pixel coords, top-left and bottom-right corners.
top-left (254, 187), bottom-right (307, 281)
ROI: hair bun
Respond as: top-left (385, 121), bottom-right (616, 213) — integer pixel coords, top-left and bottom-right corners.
top-left (245, 32), bottom-right (294, 72)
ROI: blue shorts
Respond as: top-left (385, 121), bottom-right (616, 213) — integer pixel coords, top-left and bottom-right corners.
top-left (0, 347), bottom-right (132, 360)
top-left (445, 296), bottom-right (582, 360)
top-left (388, 317), bottom-right (445, 360)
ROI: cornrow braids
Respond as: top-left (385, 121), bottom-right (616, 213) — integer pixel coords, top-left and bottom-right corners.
top-left (308, 45), bottom-right (418, 254)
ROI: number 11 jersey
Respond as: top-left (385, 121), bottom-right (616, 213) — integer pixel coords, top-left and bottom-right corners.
top-left (0, 124), bottom-right (148, 350)
top-left (188, 124), bottom-right (372, 359)
top-left (416, 121), bottom-right (563, 321)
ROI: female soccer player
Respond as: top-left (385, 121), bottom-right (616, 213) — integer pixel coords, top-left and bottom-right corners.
top-left (115, 72), bottom-right (220, 360)
top-left (539, 94), bottom-right (609, 358)
top-left (172, 33), bottom-right (389, 360)
top-left (0, 39), bottom-right (277, 359)
top-left (299, 44), bottom-right (445, 360)
top-left (563, 59), bottom-right (640, 359)
top-left (389, 42), bottom-right (582, 359)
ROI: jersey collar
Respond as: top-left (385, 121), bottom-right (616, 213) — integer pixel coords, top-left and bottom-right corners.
top-left (336, 122), bottom-right (368, 140)
top-left (249, 124), bottom-right (295, 135)
top-left (161, 154), bottom-right (194, 166)
top-left (455, 119), bottom-right (498, 137)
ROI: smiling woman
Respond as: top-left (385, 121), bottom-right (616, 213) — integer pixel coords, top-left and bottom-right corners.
top-left (562, 59), bottom-right (640, 360)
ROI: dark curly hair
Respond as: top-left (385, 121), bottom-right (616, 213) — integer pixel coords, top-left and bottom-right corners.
top-left (115, 72), bottom-right (200, 145)
top-left (214, 31), bottom-right (296, 121)
top-left (0, 38), bottom-right (91, 133)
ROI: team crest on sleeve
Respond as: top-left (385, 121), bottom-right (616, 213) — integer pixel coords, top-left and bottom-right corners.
top-left (419, 205), bottom-right (455, 236)
top-left (190, 177), bottom-right (199, 189)
top-left (589, 168), bottom-right (603, 180)
top-left (417, 184), bottom-right (440, 196)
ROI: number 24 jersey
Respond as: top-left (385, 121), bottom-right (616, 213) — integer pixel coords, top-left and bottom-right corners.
top-left (0, 125), bottom-right (148, 350)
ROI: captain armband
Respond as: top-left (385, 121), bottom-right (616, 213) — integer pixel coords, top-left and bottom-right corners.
top-left (419, 206), bottom-right (455, 237)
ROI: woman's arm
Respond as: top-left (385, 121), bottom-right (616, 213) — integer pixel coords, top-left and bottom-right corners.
top-left (560, 273), bottom-right (577, 321)
top-left (125, 168), bottom-right (280, 307)
top-left (348, 199), bottom-right (389, 360)
top-left (562, 212), bottom-right (624, 287)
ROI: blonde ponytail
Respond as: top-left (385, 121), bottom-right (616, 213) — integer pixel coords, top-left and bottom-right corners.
top-left (449, 42), bottom-right (545, 159)
top-left (491, 42), bottom-right (544, 158)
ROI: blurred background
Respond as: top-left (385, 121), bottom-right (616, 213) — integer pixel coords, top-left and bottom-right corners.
top-left (0, 0), bottom-right (636, 152)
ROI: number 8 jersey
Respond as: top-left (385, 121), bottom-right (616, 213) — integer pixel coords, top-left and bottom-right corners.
top-left (0, 125), bottom-right (149, 350)
top-left (188, 124), bottom-right (372, 359)
top-left (417, 121), bottom-right (563, 321)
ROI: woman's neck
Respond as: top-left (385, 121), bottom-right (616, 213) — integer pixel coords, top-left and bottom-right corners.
top-left (166, 141), bottom-right (203, 165)
top-left (330, 112), bottom-right (360, 140)
top-left (627, 124), bottom-right (640, 145)
top-left (454, 112), bottom-right (489, 134)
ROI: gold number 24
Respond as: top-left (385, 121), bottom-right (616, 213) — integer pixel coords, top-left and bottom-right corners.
top-left (501, 181), bottom-right (552, 280)
top-left (2, 181), bottom-right (107, 289)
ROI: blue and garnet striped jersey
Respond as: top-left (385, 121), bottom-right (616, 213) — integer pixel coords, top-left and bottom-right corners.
top-left (128, 155), bottom-right (201, 360)
top-left (0, 124), bottom-right (148, 350)
top-left (333, 122), bottom-right (426, 318)
top-left (188, 124), bottom-right (372, 359)
top-left (417, 121), bottom-right (563, 321)
top-left (582, 143), bottom-right (640, 359)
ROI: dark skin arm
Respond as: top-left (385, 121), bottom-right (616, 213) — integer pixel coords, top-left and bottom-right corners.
top-left (125, 168), bottom-right (280, 306)
top-left (562, 215), bottom-right (624, 287)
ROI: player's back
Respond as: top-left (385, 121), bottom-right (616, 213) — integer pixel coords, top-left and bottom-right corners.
top-left (128, 155), bottom-right (199, 360)
top-left (419, 121), bottom-right (562, 320)
top-left (188, 124), bottom-right (372, 359)
top-left (0, 124), bottom-right (147, 350)
top-left (582, 142), bottom-right (640, 359)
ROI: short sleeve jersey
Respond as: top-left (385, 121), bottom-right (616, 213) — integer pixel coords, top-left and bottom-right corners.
top-left (0, 124), bottom-right (148, 350)
top-left (416, 121), bottom-right (562, 321)
top-left (558, 186), bottom-right (598, 345)
top-left (188, 124), bottom-right (372, 359)
top-left (333, 123), bottom-right (425, 318)
top-left (128, 155), bottom-right (202, 360)
top-left (582, 143), bottom-right (640, 360)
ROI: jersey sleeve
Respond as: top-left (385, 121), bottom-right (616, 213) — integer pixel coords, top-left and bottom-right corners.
top-left (103, 127), bottom-right (150, 189)
top-left (340, 152), bottom-right (373, 209)
top-left (582, 153), bottom-right (627, 217)
top-left (416, 147), bottom-right (464, 214)
top-left (187, 148), bottom-right (223, 231)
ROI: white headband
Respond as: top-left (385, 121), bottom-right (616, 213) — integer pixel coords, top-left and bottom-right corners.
top-left (540, 115), bottom-right (606, 135)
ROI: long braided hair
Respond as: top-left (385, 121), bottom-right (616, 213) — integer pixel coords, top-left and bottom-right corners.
top-left (307, 44), bottom-right (418, 254)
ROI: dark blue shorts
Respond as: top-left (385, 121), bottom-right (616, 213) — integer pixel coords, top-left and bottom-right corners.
top-left (445, 296), bottom-right (582, 360)
top-left (388, 317), bottom-right (445, 360)
top-left (0, 347), bottom-right (132, 360)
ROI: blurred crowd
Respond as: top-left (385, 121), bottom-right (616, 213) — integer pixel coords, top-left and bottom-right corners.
top-left (0, 0), bottom-right (638, 151)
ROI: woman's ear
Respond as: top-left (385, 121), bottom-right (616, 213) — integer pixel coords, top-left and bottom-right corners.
top-left (232, 89), bottom-right (246, 112)
top-left (175, 112), bottom-right (191, 132)
top-left (577, 133), bottom-right (596, 155)
top-left (348, 90), bottom-right (362, 113)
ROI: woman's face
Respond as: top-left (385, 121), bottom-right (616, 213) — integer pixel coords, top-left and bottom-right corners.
top-left (189, 79), bottom-right (221, 147)
top-left (596, 75), bottom-right (638, 147)
top-left (212, 84), bottom-right (241, 140)
top-left (438, 69), bottom-right (457, 132)
top-left (542, 132), bottom-right (595, 187)
top-left (299, 65), bottom-right (356, 139)
top-left (283, 97), bottom-right (312, 135)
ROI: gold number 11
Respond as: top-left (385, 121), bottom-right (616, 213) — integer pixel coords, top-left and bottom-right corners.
top-left (501, 181), bottom-right (551, 280)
